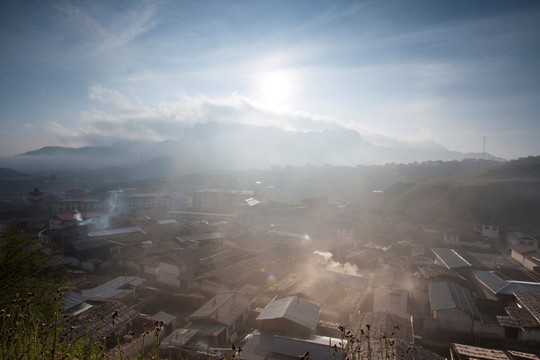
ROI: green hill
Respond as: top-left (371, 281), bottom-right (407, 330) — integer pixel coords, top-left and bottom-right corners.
top-left (383, 156), bottom-right (540, 226)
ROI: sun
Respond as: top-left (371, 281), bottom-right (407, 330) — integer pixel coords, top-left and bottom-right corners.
top-left (259, 70), bottom-right (294, 106)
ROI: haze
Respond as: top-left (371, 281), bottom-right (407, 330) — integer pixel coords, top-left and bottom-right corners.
top-left (1, 0), bottom-right (540, 161)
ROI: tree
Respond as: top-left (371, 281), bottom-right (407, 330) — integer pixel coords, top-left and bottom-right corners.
top-left (0, 230), bottom-right (64, 317)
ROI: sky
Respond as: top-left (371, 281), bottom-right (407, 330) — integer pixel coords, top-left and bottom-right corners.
top-left (1, 0), bottom-right (539, 159)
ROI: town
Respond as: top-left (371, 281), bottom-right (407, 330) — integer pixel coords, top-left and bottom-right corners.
top-left (1, 158), bottom-right (539, 360)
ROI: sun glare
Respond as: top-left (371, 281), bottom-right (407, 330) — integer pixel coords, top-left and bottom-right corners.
top-left (259, 70), bottom-right (294, 106)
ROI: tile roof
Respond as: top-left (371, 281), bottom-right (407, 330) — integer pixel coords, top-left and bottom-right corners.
top-left (507, 350), bottom-right (540, 360)
top-left (496, 315), bottom-right (521, 328)
top-left (188, 292), bottom-right (253, 327)
top-left (504, 306), bottom-right (539, 328)
top-left (452, 343), bottom-right (509, 360)
top-left (256, 296), bottom-right (320, 331)
top-left (514, 290), bottom-right (540, 324)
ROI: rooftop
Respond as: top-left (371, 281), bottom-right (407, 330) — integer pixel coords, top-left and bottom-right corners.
top-left (428, 281), bottom-right (481, 320)
top-left (452, 343), bottom-right (509, 360)
top-left (256, 296), bottom-right (320, 331)
top-left (511, 245), bottom-right (535, 255)
top-left (160, 328), bottom-right (199, 349)
top-left (432, 248), bottom-right (475, 269)
top-left (188, 291), bottom-right (253, 327)
top-left (88, 226), bottom-right (143, 238)
top-left (82, 276), bottom-right (143, 300)
top-left (474, 271), bottom-right (540, 296)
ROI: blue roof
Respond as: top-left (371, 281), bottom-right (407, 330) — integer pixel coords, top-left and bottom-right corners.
top-left (428, 281), bottom-right (481, 320)
top-left (474, 271), bottom-right (540, 295)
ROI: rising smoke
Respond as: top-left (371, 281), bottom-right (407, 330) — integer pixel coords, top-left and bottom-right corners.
top-left (313, 250), bottom-right (360, 276)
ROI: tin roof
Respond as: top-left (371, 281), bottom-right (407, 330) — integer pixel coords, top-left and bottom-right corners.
top-left (188, 292), bottom-right (253, 327)
top-left (432, 248), bottom-right (472, 269)
top-left (82, 276), bottom-right (143, 300)
top-left (256, 296), bottom-right (320, 331)
top-left (428, 281), bottom-right (481, 319)
top-left (474, 271), bottom-right (540, 295)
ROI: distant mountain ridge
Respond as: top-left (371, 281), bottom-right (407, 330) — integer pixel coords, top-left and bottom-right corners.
top-left (12, 122), bottom-right (504, 177)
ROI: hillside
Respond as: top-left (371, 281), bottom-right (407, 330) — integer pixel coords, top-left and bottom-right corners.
top-left (383, 156), bottom-right (540, 226)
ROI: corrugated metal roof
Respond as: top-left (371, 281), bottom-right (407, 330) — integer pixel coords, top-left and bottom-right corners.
top-left (428, 282), bottom-right (456, 312)
top-left (474, 271), bottom-right (540, 295)
top-left (188, 292), bottom-right (252, 327)
top-left (474, 271), bottom-right (511, 294)
top-left (428, 281), bottom-right (481, 319)
top-left (156, 219), bottom-right (178, 225)
top-left (256, 296), bottom-right (320, 331)
top-left (149, 311), bottom-right (177, 325)
top-left (83, 276), bottom-right (143, 300)
top-left (245, 198), bottom-right (261, 207)
top-left (320, 269), bottom-right (368, 290)
top-left (239, 331), bottom-right (274, 360)
top-left (160, 328), bottom-right (198, 348)
top-left (88, 226), bottom-right (143, 238)
top-left (432, 248), bottom-right (471, 269)
top-left (184, 322), bottom-right (226, 336)
top-left (270, 335), bottom-right (345, 360)
top-left (176, 232), bottom-right (225, 243)
top-left (72, 238), bottom-right (109, 250)
top-left (197, 189), bottom-right (254, 195)
top-left (62, 291), bottom-right (89, 310)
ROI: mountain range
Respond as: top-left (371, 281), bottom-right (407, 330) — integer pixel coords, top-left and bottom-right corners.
top-left (5, 122), bottom-right (503, 179)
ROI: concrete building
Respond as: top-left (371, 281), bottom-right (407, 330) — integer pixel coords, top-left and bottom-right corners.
top-left (506, 232), bottom-right (539, 251)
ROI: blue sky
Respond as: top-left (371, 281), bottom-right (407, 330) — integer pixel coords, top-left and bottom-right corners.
top-left (1, 0), bottom-right (539, 159)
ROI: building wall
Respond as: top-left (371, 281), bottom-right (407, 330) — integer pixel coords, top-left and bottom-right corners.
top-left (523, 257), bottom-right (540, 273)
top-left (158, 261), bottom-right (181, 288)
top-left (433, 308), bottom-right (474, 334)
top-left (373, 288), bottom-right (409, 319)
top-left (482, 225), bottom-right (500, 239)
top-left (472, 321), bottom-right (504, 339)
top-left (511, 251), bottom-right (527, 264)
top-left (520, 327), bottom-right (540, 342)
